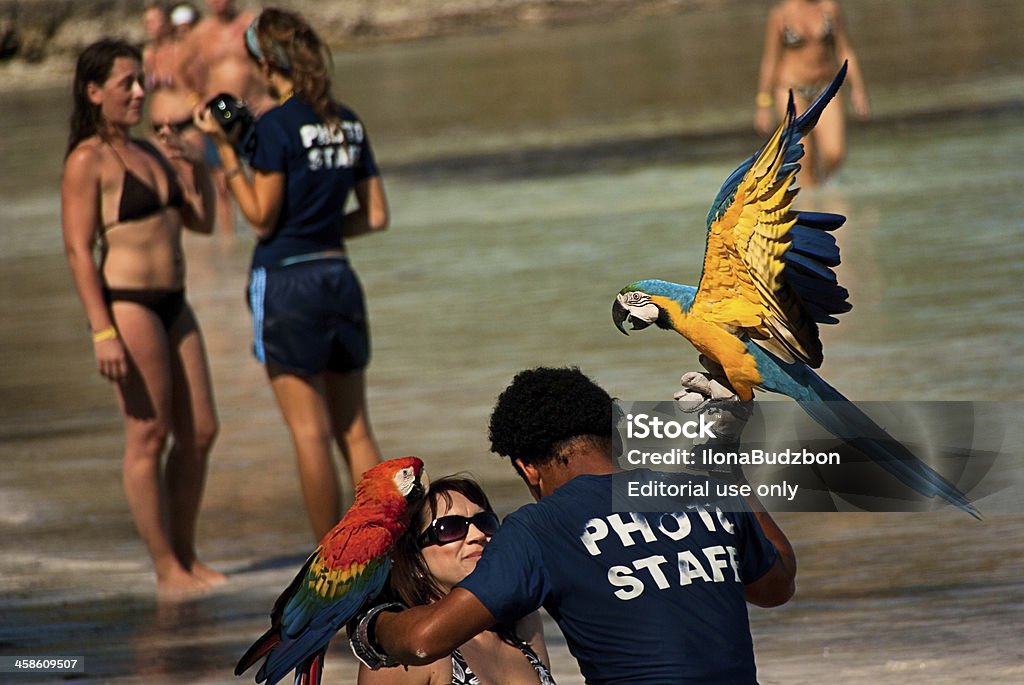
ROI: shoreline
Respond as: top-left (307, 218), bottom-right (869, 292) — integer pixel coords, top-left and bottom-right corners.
top-left (0, 0), bottom-right (703, 93)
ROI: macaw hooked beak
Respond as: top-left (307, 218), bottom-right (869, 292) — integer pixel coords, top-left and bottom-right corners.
top-left (612, 299), bottom-right (651, 335)
top-left (411, 470), bottom-right (429, 501)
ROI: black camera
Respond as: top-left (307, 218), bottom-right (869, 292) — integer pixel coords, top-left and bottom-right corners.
top-left (207, 92), bottom-right (256, 161)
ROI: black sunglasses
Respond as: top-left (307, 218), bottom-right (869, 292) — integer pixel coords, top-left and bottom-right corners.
top-left (152, 116), bottom-right (194, 135)
top-left (417, 511), bottom-right (500, 548)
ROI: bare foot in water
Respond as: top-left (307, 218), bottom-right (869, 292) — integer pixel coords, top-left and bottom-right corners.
top-left (156, 565), bottom-right (212, 602)
top-left (190, 560), bottom-right (228, 587)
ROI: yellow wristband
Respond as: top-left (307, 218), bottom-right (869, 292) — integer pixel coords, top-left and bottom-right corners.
top-left (224, 167), bottom-right (243, 181)
top-left (756, 92), bottom-right (773, 108)
top-left (92, 326), bottom-right (118, 343)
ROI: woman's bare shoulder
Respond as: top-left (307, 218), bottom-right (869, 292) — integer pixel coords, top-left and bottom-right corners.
top-left (64, 138), bottom-right (107, 183)
top-left (65, 138), bottom-right (105, 169)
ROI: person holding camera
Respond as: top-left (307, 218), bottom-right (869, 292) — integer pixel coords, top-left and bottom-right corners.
top-left (62, 38), bottom-right (222, 600)
top-left (195, 7), bottom-right (389, 541)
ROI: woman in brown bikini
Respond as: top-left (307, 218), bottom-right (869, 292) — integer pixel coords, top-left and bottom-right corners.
top-left (754, 0), bottom-right (870, 185)
top-left (61, 38), bottom-right (222, 601)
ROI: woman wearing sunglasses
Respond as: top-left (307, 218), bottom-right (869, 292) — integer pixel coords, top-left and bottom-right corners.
top-left (359, 476), bottom-right (556, 684)
top-left (61, 39), bottom-right (221, 600)
top-left (149, 88), bottom-right (214, 220)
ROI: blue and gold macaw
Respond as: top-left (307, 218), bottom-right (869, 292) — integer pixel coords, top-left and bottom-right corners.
top-left (612, 63), bottom-right (979, 517)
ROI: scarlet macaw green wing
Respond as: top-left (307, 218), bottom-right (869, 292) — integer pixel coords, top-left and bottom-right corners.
top-left (283, 525), bottom-right (391, 631)
top-left (254, 526), bottom-right (392, 685)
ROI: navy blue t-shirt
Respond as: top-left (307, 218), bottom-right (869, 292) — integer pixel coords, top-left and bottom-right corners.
top-left (457, 472), bottom-right (778, 685)
top-left (248, 97), bottom-right (378, 268)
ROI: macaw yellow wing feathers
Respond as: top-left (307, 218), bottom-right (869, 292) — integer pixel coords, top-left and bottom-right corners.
top-left (692, 100), bottom-right (823, 368)
top-left (303, 526), bottom-right (389, 603)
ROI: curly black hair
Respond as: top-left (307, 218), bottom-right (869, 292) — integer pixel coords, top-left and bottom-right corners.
top-left (488, 366), bottom-right (613, 466)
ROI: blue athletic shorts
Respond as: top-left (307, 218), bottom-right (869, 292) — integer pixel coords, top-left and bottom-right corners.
top-left (247, 258), bottom-right (370, 375)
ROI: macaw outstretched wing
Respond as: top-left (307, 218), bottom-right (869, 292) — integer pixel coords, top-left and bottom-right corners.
top-left (692, 64), bottom-right (850, 368)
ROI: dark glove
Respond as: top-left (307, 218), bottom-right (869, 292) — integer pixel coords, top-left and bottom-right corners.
top-left (347, 602), bottom-right (407, 670)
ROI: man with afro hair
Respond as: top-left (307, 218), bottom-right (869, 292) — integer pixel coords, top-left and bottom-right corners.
top-left (488, 366), bottom-right (614, 496)
top-left (356, 366), bottom-right (796, 684)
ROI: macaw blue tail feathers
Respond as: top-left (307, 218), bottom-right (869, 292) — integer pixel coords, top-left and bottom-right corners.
top-left (798, 398), bottom-right (981, 518)
top-left (796, 381), bottom-right (981, 519)
top-left (749, 344), bottom-right (979, 518)
top-left (236, 626), bottom-right (281, 677)
top-left (292, 650), bottom-right (325, 685)
top-left (256, 624), bottom-right (336, 685)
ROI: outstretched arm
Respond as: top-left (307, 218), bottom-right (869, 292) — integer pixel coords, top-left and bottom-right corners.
top-left (364, 589), bottom-right (496, 668)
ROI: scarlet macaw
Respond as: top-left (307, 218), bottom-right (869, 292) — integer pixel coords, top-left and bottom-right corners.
top-left (236, 456), bottom-right (428, 685)
top-left (612, 64), bottom-right (979, 518)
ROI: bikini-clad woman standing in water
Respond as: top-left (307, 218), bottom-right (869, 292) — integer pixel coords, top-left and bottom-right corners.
top-left (754, 0), bottom-right (870, 185)
top-left (62, 39), bottom-right (223, 600)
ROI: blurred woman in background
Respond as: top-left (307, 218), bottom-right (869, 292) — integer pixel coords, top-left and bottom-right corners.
top-left (754, 0), bottom-right (870, 185)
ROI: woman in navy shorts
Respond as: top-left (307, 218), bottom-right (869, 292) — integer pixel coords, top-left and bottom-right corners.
top-left (196, 7), bottom-right (389, 540)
